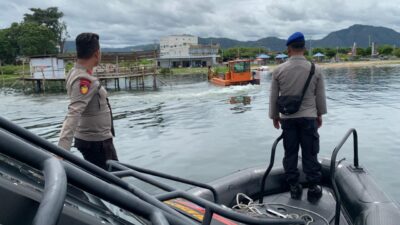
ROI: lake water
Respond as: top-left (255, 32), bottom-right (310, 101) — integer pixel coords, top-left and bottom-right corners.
top-left (1, 65), bottom-right (400, 202)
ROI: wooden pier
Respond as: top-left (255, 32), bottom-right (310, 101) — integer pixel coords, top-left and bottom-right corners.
top-left (21, 65), bottom-right (159, 93)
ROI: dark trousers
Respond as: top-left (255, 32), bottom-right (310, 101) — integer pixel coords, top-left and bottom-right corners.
top-left (74, 138), bottom-right (119, 170)
top-left (281, 118), bottom-right (321, 185)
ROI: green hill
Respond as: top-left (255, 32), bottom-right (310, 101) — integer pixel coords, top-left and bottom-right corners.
top-left (64, 24), bottom-right (400, 52)
top-left (314, 24), bottom-right (400, 48)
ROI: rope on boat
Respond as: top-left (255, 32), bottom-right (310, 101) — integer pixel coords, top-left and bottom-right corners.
top-left (232, 193), bottom-right (329, 225)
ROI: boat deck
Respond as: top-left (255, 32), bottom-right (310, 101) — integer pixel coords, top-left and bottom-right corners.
top-left (261, 187), bottom-right (350, 225)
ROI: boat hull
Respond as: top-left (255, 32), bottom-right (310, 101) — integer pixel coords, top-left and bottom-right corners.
top-left (210, 78), bottom-right (260, 86)
top-left (190, 159), bottom-right (400, 225)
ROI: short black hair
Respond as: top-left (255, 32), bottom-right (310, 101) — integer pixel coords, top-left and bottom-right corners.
top-left (76, 33), bottom-right (100, 59)
top-left (289, 41), bottom-right (305, 50)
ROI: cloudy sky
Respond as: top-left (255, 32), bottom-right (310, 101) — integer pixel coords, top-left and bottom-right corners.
top-left (1, 0), bottom-right (399, 47)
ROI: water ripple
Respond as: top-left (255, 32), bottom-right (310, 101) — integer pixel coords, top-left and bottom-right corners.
top-left (1, 65), bottom-right (400, 201)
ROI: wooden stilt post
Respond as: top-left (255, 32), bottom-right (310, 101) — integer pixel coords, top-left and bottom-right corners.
top-left (35, 80), bottom-right (41, 93)
top-left (153, 50), bottom-right (157, 90)
top-left (153, 73), bottom-right (157, 90)
top-left (22, 59), bottom-right (26, 92)
top-left (142, 67), bottom-right (145, 90)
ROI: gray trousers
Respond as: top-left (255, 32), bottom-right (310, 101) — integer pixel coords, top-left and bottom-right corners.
top-left (281, 118), bottom-right (322, 185)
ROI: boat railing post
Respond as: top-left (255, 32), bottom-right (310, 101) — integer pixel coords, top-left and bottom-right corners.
top-left (330, 128), bottom-right (361, 225)
top-left (353, 130), bottom-right (359, 168)
top-left (259, 133), bottom-right (283, 203)
top-left (202, 207), bottom-right (213, 225)
top-left (32, 157), bottom-right (67, 225)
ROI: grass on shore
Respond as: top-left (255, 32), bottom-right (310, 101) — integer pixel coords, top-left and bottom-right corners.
top-left (169, 67), bottom-right (208, 75)
top-left (2, 59), bottom-right (400, 90)
top-left (0, 74), bottom-right (21, 87)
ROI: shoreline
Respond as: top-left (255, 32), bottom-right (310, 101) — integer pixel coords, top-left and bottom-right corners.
top-left (318, 59), bottom-right (400, 69)
top-left (2, 59), bottom-right (400, 91)
top-left (266, 59), bottom-right (400, 71)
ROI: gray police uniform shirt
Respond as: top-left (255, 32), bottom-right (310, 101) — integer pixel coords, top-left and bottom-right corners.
top-left (58, 64), bottom-right (113, 150)
top-left (269, 55), bottom-right (327, 119)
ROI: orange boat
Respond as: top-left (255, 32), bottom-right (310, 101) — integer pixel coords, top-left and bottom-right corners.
top-left (208, 59), bottom-right (260, 86)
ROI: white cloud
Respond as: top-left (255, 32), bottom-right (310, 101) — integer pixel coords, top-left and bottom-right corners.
top-left (0, 0), bottom-right (399, 47)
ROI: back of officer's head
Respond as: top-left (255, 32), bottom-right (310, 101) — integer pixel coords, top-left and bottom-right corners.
top-left (286, 32), bottom-right (306, 55)
top-left (288, 41), bottom-right (306, 53)
top-left (76, 33), bottom-right (100, 59)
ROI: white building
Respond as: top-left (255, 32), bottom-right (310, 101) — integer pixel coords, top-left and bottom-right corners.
top-left (160, 35), bottom-right (198, 58)
top-left (158, 35), bottom-right (219, 68)
top-left (30, 56), bottom-right (65, 79)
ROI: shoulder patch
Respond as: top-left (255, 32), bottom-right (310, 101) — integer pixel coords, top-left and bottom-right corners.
top-left (80, 78), bottom-right (91, 95)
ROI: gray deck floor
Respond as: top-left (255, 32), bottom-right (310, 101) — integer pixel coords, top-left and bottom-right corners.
top-left (261, 187), bottom-right (350, 225)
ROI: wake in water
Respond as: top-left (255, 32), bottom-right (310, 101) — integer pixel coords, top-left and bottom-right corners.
top-left (112, 83), bottom-right (261, 104)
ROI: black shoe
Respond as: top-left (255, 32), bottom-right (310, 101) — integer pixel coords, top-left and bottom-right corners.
top-left (290, 184), bottom-right (303, 200)
top-left (307, 184), bottom-right (323, 202)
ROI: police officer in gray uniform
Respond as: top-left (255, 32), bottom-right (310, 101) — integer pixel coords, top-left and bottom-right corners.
top-left (58, 33), bottom-right (118, 169)
top-left (269, 32), bottom-right (327, 201)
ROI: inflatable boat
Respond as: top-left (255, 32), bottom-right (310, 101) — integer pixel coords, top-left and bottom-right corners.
top-left (0, 116), bottom-right (399, 225)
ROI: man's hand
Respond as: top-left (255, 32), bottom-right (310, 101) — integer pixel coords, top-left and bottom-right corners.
top-left (317, 115), bottom-right (322, 128)
top-left (273, 117), bottom-right (280, 129)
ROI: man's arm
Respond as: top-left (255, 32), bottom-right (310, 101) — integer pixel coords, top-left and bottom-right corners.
top-left (269, 70), bottom-right (280, 129)
top-left (315, 67), bottom-right (327, 116)
top-left (315, 67), bottom-right (327, 128)
top-left (58, 78), bottom-right (99, 150)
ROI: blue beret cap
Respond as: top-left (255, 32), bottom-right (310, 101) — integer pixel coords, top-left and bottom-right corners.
top-left (286, 32), bottom-right (305, 46)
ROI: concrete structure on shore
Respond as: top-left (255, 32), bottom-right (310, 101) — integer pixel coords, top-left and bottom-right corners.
top-left (29, 56), bottom-right (65, 79)
top-left (23, 51), bottom-right (160, 93)
top-left (158, 35), bottom-right (219, 68)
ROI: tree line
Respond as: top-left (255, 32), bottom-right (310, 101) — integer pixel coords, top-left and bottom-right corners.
top-left (0, 7), bottom-right (68, 64)
top-left (219, 45), bottom-right (400, 61)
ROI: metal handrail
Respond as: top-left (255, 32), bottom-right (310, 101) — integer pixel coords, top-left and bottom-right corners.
top-left (330, 128), bottom-right (360, 225)
top-left (0, 116), bottom-right (305, 225)
top-left (0, 128), bottom-right (177, 225)
top-left (111, 161), bottom-right (220, 204)
top-left (259, 133), bottom-right (283, 203)
top-left (0, 117), bottom-right (193, 225)
top-left (112, 170), bottom-right (176, 192)
top-left (32, 157), bottom-right (67, 225)
top-left (109, 161), bottom-right (305, 225)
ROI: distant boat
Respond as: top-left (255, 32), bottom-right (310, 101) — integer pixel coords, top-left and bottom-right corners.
top-left (256, 65), bottom-right (269, 71)
top-left (208, 59), bottom-right (260, 86)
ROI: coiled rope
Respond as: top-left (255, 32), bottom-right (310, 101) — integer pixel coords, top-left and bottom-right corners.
top-left (232, 193), bottom-right (329, 225)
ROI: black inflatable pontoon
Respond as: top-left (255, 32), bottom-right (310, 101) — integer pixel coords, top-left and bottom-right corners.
top-left (0, 116), bottom-right (399, 225)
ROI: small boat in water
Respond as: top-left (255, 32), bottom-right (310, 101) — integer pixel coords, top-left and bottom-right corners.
top-left (208, 59), bottom-right (260, 86)
top-left (256, 65), bottom-right (269, 71)
top-left (0, 116), bottom-right (399, 225)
